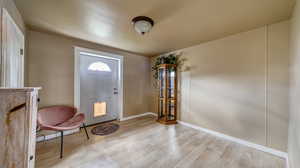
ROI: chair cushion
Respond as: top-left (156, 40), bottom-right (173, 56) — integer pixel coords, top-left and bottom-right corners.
top-left (38, 106), bottom-right (77, 126)
top-left (57, 113), bottom-right (85, 130)
top-left (39, 113), bottom-right (85, 131)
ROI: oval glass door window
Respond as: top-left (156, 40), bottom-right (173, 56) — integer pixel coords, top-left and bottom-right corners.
top-left (88, 62), bottom-right (111, 72)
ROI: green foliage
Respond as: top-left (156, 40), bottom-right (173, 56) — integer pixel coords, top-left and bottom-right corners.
top-left (152, 53), bottom-right (183, 80)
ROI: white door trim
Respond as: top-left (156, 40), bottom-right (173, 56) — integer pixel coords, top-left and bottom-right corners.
top-left (74, 46), bottom-right (124, 121)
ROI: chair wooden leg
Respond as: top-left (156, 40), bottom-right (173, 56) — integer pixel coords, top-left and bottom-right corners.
top-left (82, 123), bottom-right (89, 140)
top-left (60, 131), bottom-right (63, 159)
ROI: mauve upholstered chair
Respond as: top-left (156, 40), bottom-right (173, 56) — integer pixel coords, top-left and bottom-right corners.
top-left (37, 106), bottom-right (89, 158)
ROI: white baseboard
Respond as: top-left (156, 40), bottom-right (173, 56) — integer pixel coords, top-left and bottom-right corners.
top-left (36, 128), bottom-right (79, 142)
top-left (286, 157), bottom-right (290, 168)
top-left (147, 112), bottom-right (158, 116)
top-left (147, 112), bottom-right (289, 167)
top-left (177, 121), bottom-right (288, 159)
top-left (120, 112), bottom-right (157, 121)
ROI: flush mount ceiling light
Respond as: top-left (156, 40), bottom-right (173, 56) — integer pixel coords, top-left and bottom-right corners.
top-left (132, 16), bottom-right (154, 35)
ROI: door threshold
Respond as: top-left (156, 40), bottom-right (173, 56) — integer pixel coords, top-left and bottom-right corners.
top-left (85, 119), bottom-right (118, 127)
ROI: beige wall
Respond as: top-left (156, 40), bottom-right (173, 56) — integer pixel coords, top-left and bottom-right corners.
top-left (26, 30), bottom-right (152, 118)
top-left (268, 21), bottom-right (290, 151)
top-left (288, 0), bottom-right (300, 167)
top-left (151, 21), bottom-right (290, 151)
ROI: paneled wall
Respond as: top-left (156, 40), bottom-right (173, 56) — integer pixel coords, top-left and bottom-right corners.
top-left (151, 20), bottom-right (290, 151)
top-left (288, 0), bottom-right (300, 167)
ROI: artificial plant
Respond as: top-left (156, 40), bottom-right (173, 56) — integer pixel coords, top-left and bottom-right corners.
top-left (152, 53), bottom-right (184, 80)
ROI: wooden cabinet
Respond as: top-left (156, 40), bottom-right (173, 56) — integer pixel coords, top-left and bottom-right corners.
top-left (157, 64), bottom-right (177, 125)
top-left (0, 88), bottom-right (40, 168)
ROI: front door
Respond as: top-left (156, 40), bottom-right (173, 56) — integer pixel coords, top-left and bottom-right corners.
top-left (79, 53), bottom-right (120, 125)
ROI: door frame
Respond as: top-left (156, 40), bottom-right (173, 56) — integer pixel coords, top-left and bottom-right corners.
top-left (74, 46), bottom-right (124, 121)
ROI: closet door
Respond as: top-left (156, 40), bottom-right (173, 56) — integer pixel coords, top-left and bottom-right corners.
top-left (1, 8), bottom-right (25, 87)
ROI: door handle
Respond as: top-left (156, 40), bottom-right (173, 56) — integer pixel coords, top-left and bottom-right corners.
top-left (113, 88), bottom-right (118, 94)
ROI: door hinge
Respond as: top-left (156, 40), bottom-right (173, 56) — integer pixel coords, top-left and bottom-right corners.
top-left (20, 49), bottom-right (24, 55)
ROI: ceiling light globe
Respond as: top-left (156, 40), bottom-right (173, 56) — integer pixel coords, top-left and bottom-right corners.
top-left (134, 20), bottom-right (152, 34)
top-left (132, 16), bottom-right (154, 35)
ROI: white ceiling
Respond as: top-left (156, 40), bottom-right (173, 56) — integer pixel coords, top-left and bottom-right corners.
top-left (15, 0), bottom-right (295, 56)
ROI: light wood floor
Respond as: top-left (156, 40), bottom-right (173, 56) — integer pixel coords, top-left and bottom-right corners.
top-left (35, 115), bottom-right (285, 168)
